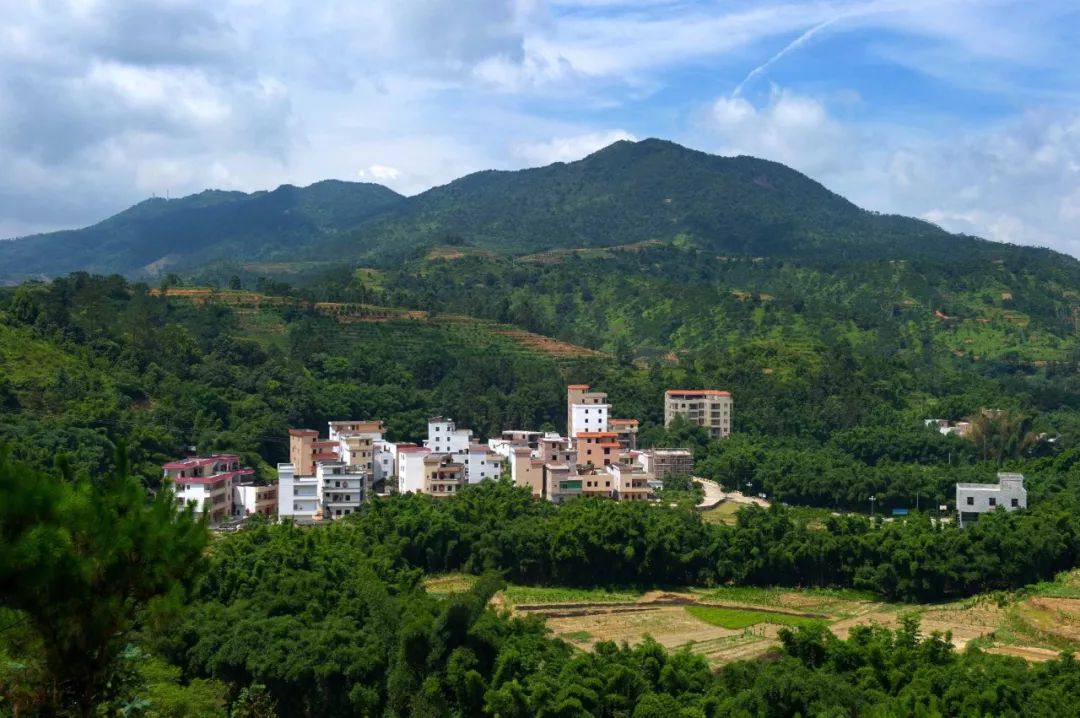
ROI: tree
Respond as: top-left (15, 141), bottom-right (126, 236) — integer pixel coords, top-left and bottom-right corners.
top-left (0, 448), bottom-right (209, 716)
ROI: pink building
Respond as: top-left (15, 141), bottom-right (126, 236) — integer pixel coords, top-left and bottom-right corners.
top-left (163, 454), bottom-right (265, 524)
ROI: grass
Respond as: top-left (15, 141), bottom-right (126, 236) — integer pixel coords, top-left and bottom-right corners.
top-left (503, 585), bottom-right (642, 606)
top-left (559, 630), bottom-right (592, 643)
top-left (685, 605), bottom-right (825, 630)
top-left (697, 586), bottom-right (876, 608)
top-left (423, 573), bottom-right (479, 595)
top-left (1027, 570), bottom-right (1080, 599)
top-left (700, 502), bottom-right (743, 525)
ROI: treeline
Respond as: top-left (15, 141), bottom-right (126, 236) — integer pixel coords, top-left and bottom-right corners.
top-left (337, 481), bottom-right (1077, 603)
top-left (166, 516), bottom-right (1080, 717)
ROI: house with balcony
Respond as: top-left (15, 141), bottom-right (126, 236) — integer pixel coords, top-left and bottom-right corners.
top-left (163, 454), bottom-right (259, 525)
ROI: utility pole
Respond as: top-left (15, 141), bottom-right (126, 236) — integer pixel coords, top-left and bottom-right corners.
top-left (869, 495), bottom-right (876, 518)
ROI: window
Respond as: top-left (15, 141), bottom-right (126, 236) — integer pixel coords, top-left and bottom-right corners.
top-left (1011, 498), bottom-right (1019, 507)
top-left (966, 496), bottom-right (974, 506)
top-left (988, 497), bottom-right (996, 507)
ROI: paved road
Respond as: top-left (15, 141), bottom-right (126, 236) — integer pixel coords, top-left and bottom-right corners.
top-left (693, 477), bottom-right (771, 509)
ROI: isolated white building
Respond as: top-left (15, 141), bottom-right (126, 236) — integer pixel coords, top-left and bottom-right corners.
top-left (957, 472), bottom-right (1027, 526)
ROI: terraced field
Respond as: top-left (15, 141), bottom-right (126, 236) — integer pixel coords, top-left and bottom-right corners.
top-left (423, 572), bottom-right (1080, 666)
top-left (154, 287), bottom-right (605, 361)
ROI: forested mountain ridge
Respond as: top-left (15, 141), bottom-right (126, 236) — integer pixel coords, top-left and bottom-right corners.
top-left (0, 180), bottom-right (404, 283)
top-left (4, 139), bottom-right (1077, 284)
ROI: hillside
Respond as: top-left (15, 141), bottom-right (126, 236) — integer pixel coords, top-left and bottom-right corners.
top-left (5, 139), bottom-right (1077, 285)
top-left (346, 138), bottom-right (968, 263)
top-left (0, 180), bottom-right (404, 283)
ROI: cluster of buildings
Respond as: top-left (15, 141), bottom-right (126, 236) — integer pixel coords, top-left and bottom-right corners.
top-left (165, 383), bottom-right (733, 524)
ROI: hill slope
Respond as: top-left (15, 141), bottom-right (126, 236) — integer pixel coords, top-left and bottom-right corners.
top-left (0, 180), bottom-right (404, 283)
top-left (347, 138), bottom-right (965, 262)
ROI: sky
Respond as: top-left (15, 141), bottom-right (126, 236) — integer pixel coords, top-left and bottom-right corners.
top-left (1, 0), bottom-right (1079, 256)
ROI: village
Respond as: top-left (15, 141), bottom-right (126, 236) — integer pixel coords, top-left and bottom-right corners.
top-left (163, 384), bottom-right (1027, 527)
top-left (162, 385), bottom-right (731, 524)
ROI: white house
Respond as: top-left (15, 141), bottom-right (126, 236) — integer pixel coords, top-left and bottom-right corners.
top-left (957, 472), bottom-right (1027, 526)
top-left (318, 461), bottom-right (366, 519)
top-left (398, 446), bottom-right (433, 494)
top-left (278, 462), bottom-right (321, 521)
top-left (424, 417), bottom-right (473, 455)
top-left (570, 402), bottom-right (609, 438)
top-left (465, 444), bottom-right (505, 484)
top-left (373, 439), bottom-right (396, 484)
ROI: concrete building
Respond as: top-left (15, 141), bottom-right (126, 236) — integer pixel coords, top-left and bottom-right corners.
top-left (318, 460), bottom-right (366, 519)
top-left (664, 389), bottom-right (732, 439)
top-left (957, 472), bottom-right (1027, 526)
top-left (398, 446), bottom-right (433, 494)
top-left (638, 449), bottom-right (695, 479)
top-left (607, 463), bottom-right (653, 502)
top-left (425, 417), bottom-right (473, 455)
top-left (511, 446), bottom-right (545, 498)
top-left (609, 418), bottom-right (639, 450)
top-left (164, 454), bottom-right (258, 525)
top-left (465, 444), bottom-right (504, 484)
top-left (328, 420), bottom-right (384, 442)
top-left (575, 432), bottom-right (620, 468)
top-left (276, 460), bottom-right (368, 521)
top-left (233, 483), bottom-right (277, 519)
top-left (277, 463), bottom-right (321, 522)
top-left (567, 384), bottom-right (610, 437)
top-left (422, 454), bottom-right (466, 497)
top-left (373, 440), bottom-right (396, 485)
top-left (925, 418), bottom-right (972, 437)
top-left (288, 429), bottom-right (320, 477)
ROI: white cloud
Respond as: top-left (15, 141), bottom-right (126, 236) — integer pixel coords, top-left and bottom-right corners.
top-left (707, 87), bottom-right (853, 176)
top-left (513, 129), bottom-right (637, 165)
top-left (359, 164), bottom-right (402, 181)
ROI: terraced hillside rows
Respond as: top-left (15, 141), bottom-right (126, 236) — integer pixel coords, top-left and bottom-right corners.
top-left (154, 287), bottom-right (605, 361)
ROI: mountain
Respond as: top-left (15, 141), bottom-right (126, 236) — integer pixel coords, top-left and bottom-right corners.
top-left (0, 139), bottom-right (1073, 283)
top-left (345, 138), bottom-right (966, 263)
top-left (0, 180), bottom-right (404, 283)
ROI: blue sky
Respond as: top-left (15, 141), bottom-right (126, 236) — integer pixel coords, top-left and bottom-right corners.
top-left (1, 0), bottom-right (1079, 256)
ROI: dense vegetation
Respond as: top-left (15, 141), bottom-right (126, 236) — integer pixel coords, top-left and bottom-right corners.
top-left (0, 180), bottom-right (403, 282)
top-left (6, 456), bottom-right (1080, 716)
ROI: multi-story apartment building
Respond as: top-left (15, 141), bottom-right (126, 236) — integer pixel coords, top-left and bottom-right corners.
top-left (609, 418), bottom-right (639, 450)
top-left (664, 389), bottom-right (732, 439)
top-left (287, 429), bottom-right (320, 476)
top-left (607, 463), bottom-right (653, 502)
top-left (318, 461), bottom-right (366, 518)
top-left (465, 444), bottom-right (504, 484)
top-left (638, 449), bottom-right (695, 478)
top-left (397, 446), bottom-right (433, 494)
top-left (373, 439), bottom-right (396, 484)
top-left (233, 483), bottom-right (278, 519)
top-left (567, 384), bottom-right (610, 437)
top-left (164, 454), bottom-right (260, 524)
top-left (422, 454), bottom-right (466, 497)
top-left (425, 417), bottom-right (473, 455)
top-left (575, 432), bottom-right (620, 468)
top-left (957, 473), bottom-right (1027, 527)
top-left (276, 460), bottom-right (367, 521)
top-left (511, 446), bottom-right (545, 497)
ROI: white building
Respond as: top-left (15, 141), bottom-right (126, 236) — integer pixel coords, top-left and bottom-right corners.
top-left (233, 483), bottom-right (277, 519)
top-left (567, 385), bottom-right (611, 437)
top-left (278, 463), bottom-right (321, 521)
top-left (465, 444), bottom-right (504, 484)
top-left (318, 461), bottom-right (366, 519)
top-left (164, 454), bottom-right (261, 525)
top-left (398, 446), bottom-right (433, 494)
top-left (424, 417), bottom-right (473, 454)
top-left (277, 461), bottom-right (368, 521)
top-left (373, 439), bottom-right (396, 484)
top-left (957, 472), bottom-right (1027, 526)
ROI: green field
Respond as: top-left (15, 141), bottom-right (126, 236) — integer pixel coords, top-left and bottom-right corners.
top-left (685, 605), bottom-right (825, 630)
top-left (503, 585), bottom-right (643, 605)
